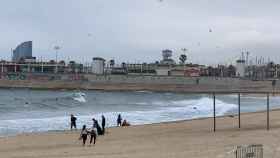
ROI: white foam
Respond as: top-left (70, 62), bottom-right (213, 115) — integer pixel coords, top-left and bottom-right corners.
top-left (135, 91), bottom-right (154, 94)
top-left (0, 97), bottom-right (238, 136)
top-left (72, 92), bottom-right (87, 103)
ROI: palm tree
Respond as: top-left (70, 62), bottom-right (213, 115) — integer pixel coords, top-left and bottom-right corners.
top-left (49, 60), bottom-right (56, 64)
top-left (228, 65), bottom-right (236, 77)
top-left (109, 59), bottom-right (115, 67)
top-left (59, 60), bottom-right (66, 65)
top-left (69, 61), bottom-right (76, 65)
top-left (179, 54), bottom-right (187, 64)
top-left (121, 62), bottom-right (126, 68)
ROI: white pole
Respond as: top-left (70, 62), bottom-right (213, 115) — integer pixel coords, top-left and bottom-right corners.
top-left (54, 46), bottom-right (60, 74)
top-left (14, 63), bottom-right (17, 73)
top-left (1, 63), bottom-right (3, 73)
top-left (28, 63), bottom-right (30, 73)
top-left (56, 50), bottom-right (58, 73)
top-left (41, 62), bottom-right (44, 73)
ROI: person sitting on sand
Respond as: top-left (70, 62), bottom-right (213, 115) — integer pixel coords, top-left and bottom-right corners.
top-left (117, 114), bottom-right (122, 127)
top-left (80, 125), bottom-right (88, 146)
top-left (122, 119), bottom-right (130, 126)
top-left (70, 114), bottom-right (77, 130)
top-left (89, 127), bottom-right (97, 145)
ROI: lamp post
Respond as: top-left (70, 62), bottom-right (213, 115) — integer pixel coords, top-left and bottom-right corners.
top-left (181, 48), bottom-right (188, 76)
top-left (54, 46), bottom-right (61, 73)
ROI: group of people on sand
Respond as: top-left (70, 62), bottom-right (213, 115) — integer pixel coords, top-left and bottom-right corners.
top-left (70, 113), bottom-right (130, 146)
top-left (117, 114), bottom-right (131, 127)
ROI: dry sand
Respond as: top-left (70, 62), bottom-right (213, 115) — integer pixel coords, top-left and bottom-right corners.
top-left (1, 110), bottom-right (280, 158)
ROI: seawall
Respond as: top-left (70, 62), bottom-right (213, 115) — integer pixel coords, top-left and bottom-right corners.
top-left (0, 73), bottom-right (278, 93)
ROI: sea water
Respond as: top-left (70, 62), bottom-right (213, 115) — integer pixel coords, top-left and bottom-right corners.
top-left (0, 89), bottom-right (279, 136)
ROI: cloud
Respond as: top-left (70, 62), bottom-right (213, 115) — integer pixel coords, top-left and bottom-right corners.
top-left (0, 0), bottom-right (279, 65)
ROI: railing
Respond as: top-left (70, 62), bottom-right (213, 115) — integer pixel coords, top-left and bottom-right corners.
top-left (236, 144), bottom-right (263, 158)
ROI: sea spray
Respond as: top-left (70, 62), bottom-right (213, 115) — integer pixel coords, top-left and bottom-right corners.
top-left (1, 89), bottom-right (280, 136)
top-left (0, 97), bottom-right (237, 136)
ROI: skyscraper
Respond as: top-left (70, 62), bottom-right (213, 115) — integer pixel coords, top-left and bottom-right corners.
top-left (12, 41), bottom-right (34, 62)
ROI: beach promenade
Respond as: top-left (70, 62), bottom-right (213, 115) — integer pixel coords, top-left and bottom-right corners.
top-left (0, 73), bottom-right (279, 93)
top-left (1, 110), bottom-right (280, 158)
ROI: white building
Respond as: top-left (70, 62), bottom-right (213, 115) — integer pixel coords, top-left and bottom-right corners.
top-left (155, 65), bottom-right (171, 76)
top-left (236, 59), bottom-right (245, 77)
top-left (91, 57), bottom-right (105, 74)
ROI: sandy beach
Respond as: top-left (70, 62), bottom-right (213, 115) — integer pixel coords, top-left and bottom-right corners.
top-left (1, 110), bottom-right (280, 158)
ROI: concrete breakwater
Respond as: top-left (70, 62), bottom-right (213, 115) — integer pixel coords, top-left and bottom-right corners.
top-left (0, 73), bottom-right (277, 92)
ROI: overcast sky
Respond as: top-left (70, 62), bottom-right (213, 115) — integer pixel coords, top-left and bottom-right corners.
top-left (0, 0), bottom-right (279, 65)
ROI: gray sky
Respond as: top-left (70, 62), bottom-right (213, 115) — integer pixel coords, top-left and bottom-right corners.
top-left (0, 0), bottom-right (279, 65)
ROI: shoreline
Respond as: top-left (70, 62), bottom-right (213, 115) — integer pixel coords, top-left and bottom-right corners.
top-left (1, 86), bottom-right (279, 96)
top-left (2, 108), bottom-right (280, 139)
top-left (2, 109), bottom-right (280, 157)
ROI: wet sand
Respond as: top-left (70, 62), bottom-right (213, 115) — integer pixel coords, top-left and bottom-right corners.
top-left (1, 110), bottom-right (280, 158)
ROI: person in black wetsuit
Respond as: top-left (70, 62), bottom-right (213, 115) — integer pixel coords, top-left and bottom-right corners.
top-left (80, 125), bottom-right (88, 146)
top-left (101, 115), bottom-right (106, 134)
top-left (117, 114), bottom-right (122, 127)
top-left (70, 114), bottom-right (77, 130)
top-left (92, 118), bottom-right (103, 135)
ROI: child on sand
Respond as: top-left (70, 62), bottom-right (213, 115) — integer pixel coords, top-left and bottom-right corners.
top-left (89, 127), bottom-right (97, 145)
top-left (80, 125), bottom-right (88, 146)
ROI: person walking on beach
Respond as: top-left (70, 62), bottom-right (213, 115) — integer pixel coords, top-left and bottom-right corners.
top-left (93, 118), bottom-right (103, 135)
top-left (101, 115), bottom-right (106, 133)
top-left (70, 114), bottom-right (77, 130)
top-left (89, 127), bottom-right (97, 145)
top-left (92, 118), bottom-right (97, 128)
top-left (117, 114), bottom-right (122, 127)
top-left (80, 125), bottom-right (88, 146)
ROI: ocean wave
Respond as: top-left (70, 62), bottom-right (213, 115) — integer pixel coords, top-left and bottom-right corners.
top-left (0, 97), bottom-right (237, 136)
top-left (148, 97), bottom-right (237, 115)
top-left (135, 90), bottom-right (154, 94)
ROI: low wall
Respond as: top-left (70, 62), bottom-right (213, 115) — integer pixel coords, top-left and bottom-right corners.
top-left (0, 73), bottom-right (276, 92)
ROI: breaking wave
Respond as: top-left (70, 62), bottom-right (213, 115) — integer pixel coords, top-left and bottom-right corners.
top-left (0, 97), bottom-right (237, 136)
